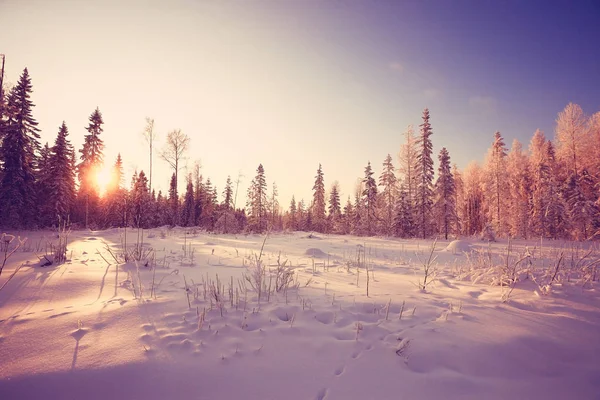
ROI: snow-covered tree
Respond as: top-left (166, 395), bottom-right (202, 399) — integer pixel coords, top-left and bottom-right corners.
top-left (398, 124), bottom-right (417, 230)
top-left (77, 107), bottom-right (105, 227)
top-left (506, 139), bottom-right (531, 238)
top-left (555, 103), bottom-right (587, 178)
top-left (131, 170), bottom-right (151, 228)
top-left (461, 161), bottom-right (485, 236)
top-left (328, 181), bottom-right (341, 232)
top-left (47, 122), bottom-right (76, 225)
top-left (433, 147), bottom-right (456, 240)
top-left (379, 154), bottom-right (397, 236)
top-left (414, 108), bottom-right (434, 238)
top-left (482, 131), bottom-right (508, 236)
top-left (312, 164), bottom-right (326, 232)
top-left (362, 162), bottom-right (378, 235)
top-left (180, 173), bottom-right (195, 227)
top-left (0, 68), bottom-right (41, 228)
top-left (168, 173), bottom-right (179, 226)
top-left (393, 184), bottom-right (414, 238)
top-left (247, 164), bottom-right (268, 232)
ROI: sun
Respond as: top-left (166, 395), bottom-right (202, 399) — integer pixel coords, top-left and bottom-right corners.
top-left (95, 167), bottom-right (112, 196)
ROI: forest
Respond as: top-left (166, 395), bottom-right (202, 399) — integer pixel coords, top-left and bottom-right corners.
top-left (1, 66), bottom-right (599, 241)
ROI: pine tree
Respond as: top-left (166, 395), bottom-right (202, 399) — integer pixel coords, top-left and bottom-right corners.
top-left (77, 107), bottom-right (105, 228)
top-left (37, 143), bottom-right (53, 226)
top-left (312, 164), bottom-right (326, 232)
top-left (362, 162), bottom-right (378, 235)
top-left (247, 164), bottom-right (268, 232)
top-left (379, 154), bottom-right (397, 236)
top-left (0, 68), bottom-right (40, 227)
top-left (433, 148), bottom-right (456, 240)
top-left (483, 131), bottom-right (508, 236)
top-left (181, 173), bottom-right (195, 227)
top-left (414, 108), bottom-right (435, 238)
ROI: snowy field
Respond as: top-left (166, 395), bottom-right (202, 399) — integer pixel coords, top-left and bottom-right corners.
top-left (1, 229), bottom-right (599, 400)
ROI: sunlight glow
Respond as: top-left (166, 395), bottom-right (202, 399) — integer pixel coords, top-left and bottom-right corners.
top-left (96, 167), bottom-right (112, 197)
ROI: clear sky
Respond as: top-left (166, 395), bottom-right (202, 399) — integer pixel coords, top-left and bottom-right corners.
top-left (1, 0), bottom-right (599, 208)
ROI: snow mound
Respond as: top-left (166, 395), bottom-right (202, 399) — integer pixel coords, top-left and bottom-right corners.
top-left (444, 240), bottom-right (472, 253)
top-left (304, 248), bottom-right (327, 258)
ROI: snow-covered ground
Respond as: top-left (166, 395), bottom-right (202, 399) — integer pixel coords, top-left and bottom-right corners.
top-left (1, 229), bottom-right (599, 400)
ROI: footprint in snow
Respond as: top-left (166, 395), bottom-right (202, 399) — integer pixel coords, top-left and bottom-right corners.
top-left (316, 388), bottom-right (328, 400)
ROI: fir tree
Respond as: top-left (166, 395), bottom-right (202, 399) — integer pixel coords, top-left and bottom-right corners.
top-left (414, 108), bottom-right (434, 238)
top-left (0, 68), bottom-right (40, 227)
top-left (433, 148), bottom-right (456, 240)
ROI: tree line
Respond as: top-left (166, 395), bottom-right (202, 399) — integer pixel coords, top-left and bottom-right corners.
top-left (1, 67), bottom-right (599, 240)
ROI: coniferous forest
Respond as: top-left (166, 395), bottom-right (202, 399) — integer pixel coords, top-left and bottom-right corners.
top-left (1, 66), bottom-right (599, 240)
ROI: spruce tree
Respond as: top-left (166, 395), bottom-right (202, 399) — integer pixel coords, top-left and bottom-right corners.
top-left (328, 182), bottom-right (341, 232)
top-left (362, 162), bottom-right (378, 235)
top-left (246, 164), bottom-right (268, 232)
top-left (483, 131), bottom-right (508, 236)
top-left (312, 164), bottom-right (326, 232)
top-left (433, 148), bottom-right (456, 240)
top-left (288, 196), bottom-right (298, 231)
top-left (37, 143), bottom-right (53, 226)
top-left (48, 122), bottom-right (76, 226)
top-left (379, 154), bottom-right (397, 236)
top-left (77, 107), bottom-right (105, 228)
top-left (394, 185), bottom-right (414, 238)
top-left (0, 68), bottom-right (40, 227)
top-left (131, 170), bottom-right (151, 228)
top-left (414, 108), bottom-right (434, 238)
top-left (181, 174), bottom-right (195, 227)
top-left (168, 173), bottom-right (179, 226)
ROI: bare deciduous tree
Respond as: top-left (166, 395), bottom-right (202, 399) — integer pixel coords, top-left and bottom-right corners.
top-left (160, 129), bottom-right (190, 190)
top-left (142, 117), bottom-right (157, 191)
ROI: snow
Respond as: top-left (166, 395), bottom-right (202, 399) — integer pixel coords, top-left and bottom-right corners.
top-left (1, 229), bottom-right (599, 399)
top-left (444, 240), bottom-right (472, 254)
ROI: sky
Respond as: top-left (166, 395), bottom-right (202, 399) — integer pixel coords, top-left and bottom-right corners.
top-left (1, 0), bottom-right (599, 208)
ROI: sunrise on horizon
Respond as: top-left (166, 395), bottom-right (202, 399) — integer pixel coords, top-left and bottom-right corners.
top-left (1, 1), bottom-right (599, 399)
